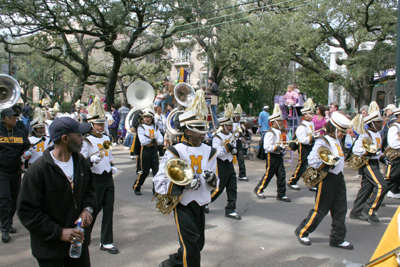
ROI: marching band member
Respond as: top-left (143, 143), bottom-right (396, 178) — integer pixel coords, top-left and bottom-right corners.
top-left (80, 96), bottom-right (119, 254)
top-left (379, 107), bottom-right (400, 203)
top-left (233, 104), bottom-right (248, 181)
top-left (288, 99), bottom-right (316, 191)
top-left (132, 107), bottom-right (163, 196)
top-left (349, 102), bottom-right (389, 223)
top-left (154, 90), bottom-right (218, 267)
top-left (295, 112), bottom-right (353, 250)
top-left (28, 108), bottom-right (52, 165)
top-left (253, 104), bottom-right (291, 202)
top-left (211, 103), bottom-right (242, 220)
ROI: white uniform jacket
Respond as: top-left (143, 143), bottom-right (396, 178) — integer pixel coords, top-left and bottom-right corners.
top-left (212, 131), bottom-right (236, 162)
top-left (296, 120), bottom-right (314, 145)
top-left (138, 124), bottom-right (163, 146)
top-left (353, 130), bottom-right (382, 160)
top-left (81, 133), bottom-right (113, 175)
top-left (388, 123), bottom-right (400, 149)
top-left (28, 136), bottom-right (52, 164)
top-left (264, 127), bottom-right (284, 154)
top-left (153, 142), bottom-right (219, 206)
top-left (308, 135), bottom-right (345, 175)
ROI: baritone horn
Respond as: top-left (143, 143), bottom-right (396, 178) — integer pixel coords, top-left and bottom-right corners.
top-left (303, 146), bottom-right (339, 188)
top-left (346, 138), bottom-right (378, 171)
top-left (152, 158), bottom-right (194, 215)
top-left (166, 83), bottom-right (195, 136)
top-left (0, 74), bottom-right (21, 111)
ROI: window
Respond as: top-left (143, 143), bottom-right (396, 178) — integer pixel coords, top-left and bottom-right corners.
top-left (376, 91), bottom-right (385, 110)
top-left (176, 48), bottom-right (191, 63)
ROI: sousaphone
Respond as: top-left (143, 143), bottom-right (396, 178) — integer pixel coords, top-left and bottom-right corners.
top-left (0, 74), bottom-right (21, 111)
top-left (125, 80), bottom-right (155, 134)
top-left (166, 82), bottom-right (195, 136)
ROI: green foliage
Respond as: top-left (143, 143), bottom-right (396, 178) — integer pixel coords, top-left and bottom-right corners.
top-left (60, 102), bottom-right (71, 113)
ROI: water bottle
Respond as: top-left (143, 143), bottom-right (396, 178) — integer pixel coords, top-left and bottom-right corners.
top-left (69, 218), bottom-right (84, 258)
top-left (21, 148), bottom-right (34, 161)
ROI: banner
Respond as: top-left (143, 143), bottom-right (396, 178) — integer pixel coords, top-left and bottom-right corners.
top-left (178, 67), bottom-right (188, 83)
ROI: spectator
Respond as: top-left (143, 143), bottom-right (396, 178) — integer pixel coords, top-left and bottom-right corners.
top-left (22, 102), bottom-right (31, 117)
top-left (208, 77), bottom-right (219, 129)
top-left (258, 105), bottom-right (270, 135)
top-left (283, 84), bottom-right (299, 117)
top-left (163, 78), bottom-right (176, 105)
top-left (118, 103), bottom-right (130, 138)
top-left (109, 103), bottom-right (120, 146)
top-left (312, 105), bottom-right (327, 135)
top-left (154, 90), bottom-right (166, 111)
top-left (326, 102), bottom-right (339, 121)
top-left (21, 103), bottom-right (31, 132)
top-left (17, 117), bottom-right (96, 265)
top-left (205, 87), bottom-right (212, 107)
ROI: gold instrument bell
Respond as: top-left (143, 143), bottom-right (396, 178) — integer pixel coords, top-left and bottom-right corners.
top-left (87, 140), bottom-right (112, 159)
top-left (346, 138), bottom-right (378, 171)
top-left (152, 158), bottom-right (194, 215)
top-left (384, 147), bottom-right (400, 161)
top-left (303, 147), bottom-right (338, 188)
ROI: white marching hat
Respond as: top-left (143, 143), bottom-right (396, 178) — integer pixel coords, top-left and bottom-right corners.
top-left (330, 112), bottom-right (351, 132)
top-left (87, 96), bottom-right (106, 123)
top-left (300, 98), bottom-right (315, 115)
top-left (142, 107), bottom-right (155, 117)
top-left (392, 107), bottom-right (400, 116)
top-left (364, 101), bottom-right (382, 124)
top-left (269, 104), bottom-right (283, 122)
top-left (178, 90), bottom-right (208, 133)
top-left (218, 103), bottom-right (235, 125)
top-left (384, 104), bottom-right (396, 111)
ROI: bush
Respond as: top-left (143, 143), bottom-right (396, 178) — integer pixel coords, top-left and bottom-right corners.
top-left (60, 102), bottom-right (71, 113)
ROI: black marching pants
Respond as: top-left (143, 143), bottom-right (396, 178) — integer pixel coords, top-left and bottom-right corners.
top-left (295, 172), bottom-right (347, 246)
top-left (166, 202), bottom-right (205, 267)
top-left (36, 248), bottom-right (91, 267)
top-left (288, 144), bottom-right (312, 186)
top-left (211, 159), bottom-right (237, 214)
top-left (236, 140), bottom-right (246, 178)
top-left (0, 171), bottom-right (21, 232)
top-left (384, 157), bottom-right (400, 194)
top-left (109, 128), bottom-right (118, 144)
top-left (351, 160), bottom-right (387, 216)
top-left (254, 153), bottom-right (287, 198)
top-left (133, 146), bottom-right (159, 192)
top-left (91, 171), bottom-right (115, 245)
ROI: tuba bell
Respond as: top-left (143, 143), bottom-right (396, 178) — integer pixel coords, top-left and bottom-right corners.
top-left (166, 83), bottom-right (195, 136)
top-left (0, 74), bottom-right (21, 111)
top-left (152, 158), bottom-right (194, 215)
top-left (303, 147), bottom-right (339, 188)
top-left (346, 138), bottom-right (378, 171)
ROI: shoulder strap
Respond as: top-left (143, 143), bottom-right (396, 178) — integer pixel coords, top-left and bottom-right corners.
top-left (83, 137), bottom-right (93, 147)
top-left (209, 147), bottom-right (217, 162)
top-left (365, 131), bottom-right (372, 139)
top-left (316, 136), bottom-right (331, 147)
top-left (166, 146), bottom-right (180, 158)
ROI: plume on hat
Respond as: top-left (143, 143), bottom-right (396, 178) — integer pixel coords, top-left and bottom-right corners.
top-left (30, 107), bottom-right (46, 126)
top-left (303, 98), bottom-right (315, 111)
top-left (234, 104), bottom-right (243, 115)
top-left (88, 96), bottom-right (105, 117)
top-left (224, 103), bottom-right (235, 119)
top-left (368, 101), bottom-right (380, 115)
top-left (350, 114), bottom-right (366, 135)
top-left (75, 99), bottom-right (81, 108)
top-left (53, 102), bottom-right (60, 112)
top-left (184, 90), bottom-right (208, 120)
top-left (272, 103), bottom-right (281, 116)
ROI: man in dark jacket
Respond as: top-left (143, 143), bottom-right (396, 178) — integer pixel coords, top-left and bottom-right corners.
top-left (0, 108), bottom-right (30, 243)
top-left (17, 117), bottom-right (97, 267)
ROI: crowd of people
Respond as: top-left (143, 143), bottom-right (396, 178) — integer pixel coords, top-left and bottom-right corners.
top-left (1, 81), bottom-right (400, 266)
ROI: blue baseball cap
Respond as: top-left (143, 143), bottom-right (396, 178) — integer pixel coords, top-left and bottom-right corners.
top-left (49, 117), bottom-right (91, 142)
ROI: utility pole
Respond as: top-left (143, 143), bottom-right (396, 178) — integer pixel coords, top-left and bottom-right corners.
top-left (396, 0), bottom-right (400, 105)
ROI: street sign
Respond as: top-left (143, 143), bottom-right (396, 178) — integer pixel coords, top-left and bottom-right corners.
top-left (2, 64), bottom-right (8, 74)
top-left (249, 103), bottom-right (253, 108)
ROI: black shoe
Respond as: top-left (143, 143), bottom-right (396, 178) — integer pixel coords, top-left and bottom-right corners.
top-left (100, 244), bottom-right (120, 254)
top-left (309, 187), bottom-right (317, 192)
top-left (2, 232), bottom-right (10, 243)
top-left (330, 241), bottom-right (354, 250)
top-left (253, 189), bottom-right (266, 199)
top-left (238, 177), bottom-right (249, 181)
top-left (225, 213), bottom-right (242, 220)
top-left (294, 230), bottom-right (311, 246)
top-left (287, 184), bottom-right (300, 190)
top-left (159, 259), bottom-right (171, 267)
top-left (276, 196), bottom-right (291, 202)
top-left (204, 205), bottom-right (209, 214)
top-left (134, 190), bottom-right (142, 195)
top-left (368, 213), bottom-right (380, 223)
top-left (380, 203), bottom-right (386, 207)
top-left (8, 227), bottom-right (16, 234)
top-left (349, 212), bottom-right (368, 221)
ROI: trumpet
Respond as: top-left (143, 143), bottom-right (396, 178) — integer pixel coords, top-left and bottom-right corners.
top-left (87, 140), bottom-right (112, 159)
top-left (307, 127), bottom-right (326, 137)
top-left (273, 139), bottom-right (298, 146)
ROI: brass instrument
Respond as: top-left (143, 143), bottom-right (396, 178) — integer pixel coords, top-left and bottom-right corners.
top-left (223, 127), bottom-right (242, 145)
top-left (384, 147), bottom-right (400, 161)
top-left (87, 140), bottom-right (112, 159)
top-left (307, 127), bottom-right (326, 137)
top-left (346, 138), bottom-right (378, 171)
top-left (303, 147), bottom-right (338, 188)
top-left (152, 158), bottom-right (194, 215)
top-left (166, 83), bottom-right (195, 136)
top-left (0, 74), bottom-right (21, 111)
top-left (273, 139), bottom-right (298, 147)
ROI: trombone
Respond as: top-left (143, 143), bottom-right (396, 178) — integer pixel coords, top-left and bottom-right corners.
top-left (87, 140), bottom-right (112, 161)
top-left (273, 139), bottom-right (298, 147)
top-left (307, 127), bottom-right (326, 137)
top-left (223, 127), bottom-right (243, 145)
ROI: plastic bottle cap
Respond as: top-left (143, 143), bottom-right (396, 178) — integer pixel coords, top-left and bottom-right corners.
top-left (77, 218), bottom-right (82, 226)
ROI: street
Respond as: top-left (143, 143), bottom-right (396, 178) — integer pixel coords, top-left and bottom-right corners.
top-left (1, 144), bottom-right (399, 267)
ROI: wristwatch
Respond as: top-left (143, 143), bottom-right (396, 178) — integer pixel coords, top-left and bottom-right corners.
top-left (84, 207), bottom-right (93, 214)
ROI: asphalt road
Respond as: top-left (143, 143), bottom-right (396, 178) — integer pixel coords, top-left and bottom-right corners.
top-left (1, 144), bottom-right (399, 267)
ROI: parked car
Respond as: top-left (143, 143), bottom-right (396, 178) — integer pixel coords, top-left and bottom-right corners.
top-left (216, 111), bottom-right (258, 133)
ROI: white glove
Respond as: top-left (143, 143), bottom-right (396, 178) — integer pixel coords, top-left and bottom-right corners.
top-left (90, 155), bottom-right (102, 163)
top-left (111, 166), bottom-right (118, 175)
top-left (185, 177), bottom-right (201, 190)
